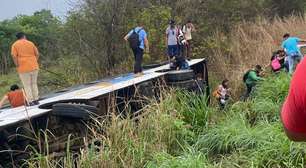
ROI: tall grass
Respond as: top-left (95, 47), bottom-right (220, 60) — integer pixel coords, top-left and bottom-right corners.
top-left (23, 71), bottom-right (306, 168)
top-left (163, 91), bottom-right (214, 133)
top-left (146, 148), bottom-right (212, 168)
top-left (196, 73), bottom-right (306, 168)
top-left (24, 90), bottom-right (212, 168)
top-left (207, 16), bottom-right (306, 97)
top-left (231, 72), bottom-right (290, 124)
top-left (212, 121), bottom-right (306, 168)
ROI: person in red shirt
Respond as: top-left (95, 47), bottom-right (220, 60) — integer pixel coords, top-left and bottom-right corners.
top-left (0, 84), bottom-right (26, 108)
top-left (281, 57), bottom-right (306, 141)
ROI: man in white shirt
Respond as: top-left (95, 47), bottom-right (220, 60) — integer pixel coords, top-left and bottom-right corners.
top-left (166, 20), bottom-right (179, 60)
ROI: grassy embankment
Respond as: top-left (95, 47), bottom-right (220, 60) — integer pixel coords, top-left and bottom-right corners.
top-left (24, 72), bottom-right (306, 168)
top-left (4, 15), bottom-right (306, 167)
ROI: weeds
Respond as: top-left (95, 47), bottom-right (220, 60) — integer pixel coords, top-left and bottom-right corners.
top-left (146, 148), bottom-right (212, 168)
top-left (23, 71), bottom-right (305, 168)
top-left (162, 90), bottom-right (214, 133)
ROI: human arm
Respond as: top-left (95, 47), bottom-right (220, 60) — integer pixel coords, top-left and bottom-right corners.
top-left (11, 45), bottom-right (18, 67)
top-left (165, 27), bottom-right (170, 46)
top-left (281, 41), bottom-right (286, 51)
top-left (182, 25), bottom-right (186, 34)
top-left (190, 23), bottom-right (196, 32)
top-left (124, 34), bottom-right (129, 41)
top-left (144, 37), bottom-right (149, 53)
top-left (0, 95), bottom-right (8, 109)
top-left (216, 85), bottom-right (222, 96)
top-left (281, 100), bottom-right (306, 142)
top-left (297, 37), bottom-right (306, 43)
top-left (249, 71), bottom-right (263, 81)
top-left (282, 125), bottom-right (306, 141)
top-left (33, 45), bottom-right (39, 60)
top-left (278, 53), bottom-right (286, 60)
top-left (124, 29), bottom-right (133, 41)
top-left (226, 88), bottom-right (232, 96)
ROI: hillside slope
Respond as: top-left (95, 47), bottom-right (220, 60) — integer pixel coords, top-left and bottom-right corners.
top-left (26, 72), bottom-right (306, 168)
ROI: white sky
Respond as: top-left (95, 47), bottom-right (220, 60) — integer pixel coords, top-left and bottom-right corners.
top-left (0, 0), bottom-right (72, 21)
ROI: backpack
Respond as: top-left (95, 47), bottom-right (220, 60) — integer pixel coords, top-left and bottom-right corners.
top-left (128, 28), bottom-right (142, 49)
top-left (213, 88), bottom-right (221, 99)
top-left (243, 70), bottom-right (254, 83)
top-left (271, 58), bottom-right (281, 71)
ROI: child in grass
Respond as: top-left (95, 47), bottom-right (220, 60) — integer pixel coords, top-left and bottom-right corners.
top-left (271, 50), bottom-right (287, 73)
top-left (213, 79), bottom-right (231, 109)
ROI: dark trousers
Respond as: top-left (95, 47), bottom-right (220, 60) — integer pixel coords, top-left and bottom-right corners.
top-left (186, 40), bottom-right (192, 58)
top-left (132, 47), bottom-right (144, 73)
top-left (168, 45), bottom-right (178, 59)
top-left (245, 84), bottom-right (254, 99)
top-left (178, 44), bottom-right (185, 58)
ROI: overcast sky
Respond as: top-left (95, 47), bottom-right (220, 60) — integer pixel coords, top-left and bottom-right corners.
top-left (0, 0), bottom-right (72, 21)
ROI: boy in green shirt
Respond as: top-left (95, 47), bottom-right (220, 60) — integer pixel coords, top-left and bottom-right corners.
top-left (243, 65), bottom-right (263, 98)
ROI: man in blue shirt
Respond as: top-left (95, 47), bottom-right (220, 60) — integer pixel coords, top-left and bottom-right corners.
top-left (281, 33), bottom-right (306, 74)
top-left (124, 23), bottom-right (149, 75)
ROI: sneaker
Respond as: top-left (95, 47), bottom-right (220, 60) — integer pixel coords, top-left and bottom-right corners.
top-left (134, 72), bottom-right (144, 77)
top-left (33, 100), bottom-right (40, 105)
top-left (27, 102), bottom-right (35, 107)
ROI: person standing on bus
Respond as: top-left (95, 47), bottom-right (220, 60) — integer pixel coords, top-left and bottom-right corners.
top-left (183, 20), bottom-right (196, 59)
top-left (11, 32), bottom-right (40, 106)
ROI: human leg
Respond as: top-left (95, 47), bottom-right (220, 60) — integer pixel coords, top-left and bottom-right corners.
top-left (168, 45), bottom-right (178, 58)
top-left (186, 40), bottom-right (192, 58)
top-left (288, 55), bottom-right (294, 74)
top-left (134, 48), bottom-right (144, 74)
top-left (19, 72), bottom-right (34, 102)
top-left (31, 70), bottom-right (39, 101)
top-left (167, 45), bottom-right (173, 59)
top-left (219, 98), bottom-right (226, 109)
top-left (290, 55), bottom-right (302, 74)
top-left (245, 84), bottom-right (253, 99)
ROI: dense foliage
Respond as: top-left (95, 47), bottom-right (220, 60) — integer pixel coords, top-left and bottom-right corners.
top-left (0, 0), bottom-right (305, 82)
top-left (0, 1), bottom-right (305, 167)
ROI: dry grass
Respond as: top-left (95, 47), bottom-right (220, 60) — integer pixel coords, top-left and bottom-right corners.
top-left (208, 15), bottom-right (306, 97)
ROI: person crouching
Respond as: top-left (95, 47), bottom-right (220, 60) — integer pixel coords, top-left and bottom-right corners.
top-left (0, 84), bottom-right (27, 108)
top-left (213, 79), bottom-right (230, 109)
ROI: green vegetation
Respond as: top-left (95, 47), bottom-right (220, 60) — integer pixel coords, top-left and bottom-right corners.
top-left (25, 72), bottom-right (306, 168)
top-left (0, 0), bottom-right (306, 94)
top-left (1, 0), bottom-right (306, 167)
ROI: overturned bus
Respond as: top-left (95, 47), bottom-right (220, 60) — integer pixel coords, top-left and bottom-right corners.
top-left (0, 58), bottom-right (209, 166)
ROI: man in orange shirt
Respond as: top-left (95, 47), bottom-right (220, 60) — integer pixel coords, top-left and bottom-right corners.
top-left (11, 32), bottom-right (40, 106)
top-left (0, 84), bottom-right (26, 108)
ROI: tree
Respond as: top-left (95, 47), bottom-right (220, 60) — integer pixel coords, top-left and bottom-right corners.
top-left (0, 10), bottom-right (62, 74)
top-left (266, 0), bottom-right (306, 18)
